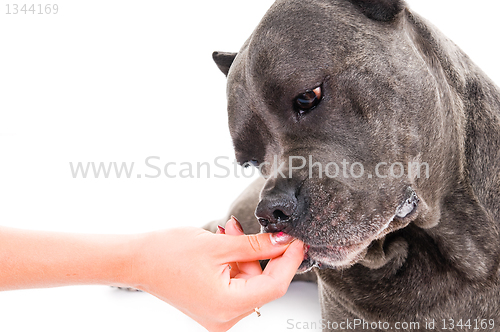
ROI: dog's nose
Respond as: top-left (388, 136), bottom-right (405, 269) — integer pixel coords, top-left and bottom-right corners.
top-left (255, 186), bottom-right (298, 233)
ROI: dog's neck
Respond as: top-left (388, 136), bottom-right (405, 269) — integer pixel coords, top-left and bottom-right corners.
top-left (400, 10), bottom-right (500, 280)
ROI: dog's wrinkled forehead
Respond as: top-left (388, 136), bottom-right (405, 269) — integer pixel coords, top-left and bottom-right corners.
top-left (239, 0), bottom-right (403, 98)
top-left (246, 1), bottom-right (335, 80)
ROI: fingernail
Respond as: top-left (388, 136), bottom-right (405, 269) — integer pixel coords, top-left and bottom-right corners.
top-left (270, 232), bottom-right (294, 245)
top-left (217, 226), bottom-right (226, 234)
top-left (231, 215), bottom-right (244, 233)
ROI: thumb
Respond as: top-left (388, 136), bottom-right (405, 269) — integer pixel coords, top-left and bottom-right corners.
top-left (216, 231), bottom-right (297, 263)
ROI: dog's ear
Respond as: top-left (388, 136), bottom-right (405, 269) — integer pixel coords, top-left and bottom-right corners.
top-left (348, 0), bottom-right (405, 22)
top-left (212, 51), bottom-right (237, 76)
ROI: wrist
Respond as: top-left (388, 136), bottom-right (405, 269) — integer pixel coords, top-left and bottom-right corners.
top-left (108, 233), bottom-right (147, 289)
top-left (122, 228), bottom-right (199, 294)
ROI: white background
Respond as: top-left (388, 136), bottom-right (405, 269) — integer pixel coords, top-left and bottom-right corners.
top-left (0, 0), bottom-right (499, 331)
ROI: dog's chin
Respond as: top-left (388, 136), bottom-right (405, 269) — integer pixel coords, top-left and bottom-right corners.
top-left (295, 211), bottom-right (417, 273)
top-left (294, 211), bottom-right (395, 273)
top-left (298, 240), bottom-right (371, 273)
top-left (294, 187), bottom-right (422, 273)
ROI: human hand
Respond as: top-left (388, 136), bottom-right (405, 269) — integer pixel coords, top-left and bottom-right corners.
top-left (129, 218), bottom-right (305, 332)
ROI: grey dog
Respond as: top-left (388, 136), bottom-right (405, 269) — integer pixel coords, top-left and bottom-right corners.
top-left (208, 0), bottom-right (500, 329)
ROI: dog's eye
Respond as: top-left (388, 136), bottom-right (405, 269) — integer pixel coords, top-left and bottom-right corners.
top-left (294, 86), bottom-right (322, 114)
top-left (242, 160), bottom-right (259, 168)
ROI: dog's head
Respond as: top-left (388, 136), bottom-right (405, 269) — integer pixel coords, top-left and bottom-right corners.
top-left (214, 0), bottom-right (454, 271)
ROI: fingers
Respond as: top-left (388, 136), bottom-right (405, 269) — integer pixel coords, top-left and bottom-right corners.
top-left (224, 216), bottom-right (244, 236)
top-left (214, 218), bottom-right (305, 323)
top-left (262, 239), bottom-right (304, 280)
top-left (224, 217), bottom-right (263, 278)
top-left (216, 225), bottom-right (240, 276)
top-left (226, 239), bottom-right (305, 308)
top-left (216, 226), bottom-right (225, 235)
top-left (216, 216), bottom-right (303, 281)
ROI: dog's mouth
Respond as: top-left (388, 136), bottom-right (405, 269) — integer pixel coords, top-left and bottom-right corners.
top-left (290, 188), bottom-right (420, 273)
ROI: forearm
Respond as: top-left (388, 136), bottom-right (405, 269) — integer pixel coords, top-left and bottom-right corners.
top-left (0, 227), bottom-right (139, 291)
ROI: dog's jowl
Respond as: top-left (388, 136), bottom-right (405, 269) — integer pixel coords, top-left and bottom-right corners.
top-left (209, 0), bottom-right (500, 329)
